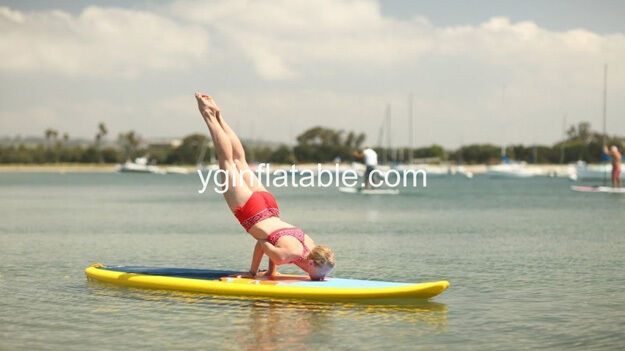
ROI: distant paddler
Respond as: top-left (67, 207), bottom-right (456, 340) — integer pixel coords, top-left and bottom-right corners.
top-left (603, 145), bottom-right (622, 188)
top-left (354, 146), bottom-right (378, 189)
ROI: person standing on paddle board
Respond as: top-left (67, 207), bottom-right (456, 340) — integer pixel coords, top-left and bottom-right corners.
top-left (604, 145), bottom-right (622, 188)
top-left (354, 147), bottom-right (378, 189)
top-left (195, 93), bottom-right (335, 280)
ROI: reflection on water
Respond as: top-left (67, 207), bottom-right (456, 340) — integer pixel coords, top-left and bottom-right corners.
top-left (87, 280), bottom-right (448, 350)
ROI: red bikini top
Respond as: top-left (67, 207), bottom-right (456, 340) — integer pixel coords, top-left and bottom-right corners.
top-left (267, 227), bottom-right (310, 263)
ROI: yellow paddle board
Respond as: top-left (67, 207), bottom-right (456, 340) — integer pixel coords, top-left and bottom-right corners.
top-left (85, 263), bottom-right (449, 301)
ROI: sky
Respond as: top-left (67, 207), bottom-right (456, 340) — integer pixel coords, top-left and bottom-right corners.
top-left (1, 0), bottom-right (624, 148)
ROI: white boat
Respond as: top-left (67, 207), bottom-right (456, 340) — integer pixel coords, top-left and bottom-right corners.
top-left (196, 139), bottom-right (219, 173)
top-left (574, 161), bottom-right (624, 181)
top-left (486, 162), bottom-right (541, 178)
top-left (486, 151), bottom-right (542, 179)
top-left (198, 164), bottom-right (219, 172)
top-left (116, 157), bottom-right (165, 174)
top-left (456, 165), bottom-right (474, 179)
top-left (164, 166), bottom-right (189, 175)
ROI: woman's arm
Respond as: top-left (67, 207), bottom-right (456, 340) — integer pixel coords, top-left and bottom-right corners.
top-left (257, 240), bottom-right (297, 265)
top-left (267, 259), bottom-right (278, 276)
top-left (246, 240), bottom-right (292, 278)
top-left (248, 241), bottom-right (265, 276)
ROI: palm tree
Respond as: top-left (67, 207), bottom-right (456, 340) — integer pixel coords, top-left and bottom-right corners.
top-left (98, 123), bottom-right (108, 140)
top-left (95, 122), bottom-right (108, 163)
top-left (44, 128), bottom-right (58, 148)
top-left (45, 129), bottom-right (52, 147)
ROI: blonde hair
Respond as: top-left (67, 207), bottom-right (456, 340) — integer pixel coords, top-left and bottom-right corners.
top-left (308, 246), bottom-right (335, 268)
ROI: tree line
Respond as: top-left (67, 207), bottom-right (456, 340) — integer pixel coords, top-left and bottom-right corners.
top-left (0, 122), bottom-right (622, 165)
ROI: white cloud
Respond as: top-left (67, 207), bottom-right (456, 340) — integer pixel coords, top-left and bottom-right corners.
top-left (1, 0), bottom-right (624, 146)
top-left (170, 1), bottom-right (624, 79)
top-left (2, 1), bottom-right (622, 81)
top-left (170, 0), bottom-right (433, 78)
top-left (0, 6), bottom-right (210, 78)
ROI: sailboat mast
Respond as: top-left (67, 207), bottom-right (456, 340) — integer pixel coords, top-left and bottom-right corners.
top-left (408, 93), bottom-right (414, 164)
top-left (602, 64), bottom-right (608, 186)
top-left (602, 64), bottom-right (607, 147)
top-left (560, 114), bottom-right (566, 164)
top-left (386, 103), bottom-right (391, 164)
top-left (197, 140), bottom-right (208, 167)
top-left (377, 121), bottom-right (384, 150)
top-left (378, 108), bottom-right (385, 163)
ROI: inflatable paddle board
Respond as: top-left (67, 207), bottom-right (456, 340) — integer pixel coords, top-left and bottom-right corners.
top-left (339, 187), bottom-right (399, 195)
top-left (85, 264), bottom-right (448, 301)
top-left (571, 185), bottom-right (625, 194)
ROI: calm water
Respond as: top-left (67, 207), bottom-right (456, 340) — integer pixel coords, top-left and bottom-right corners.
top-left (1, 172), bottom-right (624, 350)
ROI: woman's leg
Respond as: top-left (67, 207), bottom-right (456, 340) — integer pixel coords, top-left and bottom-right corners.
top-left (216, 112), bottom-right (267, 192)
top-left (197, 94), bottom-right (252, 208)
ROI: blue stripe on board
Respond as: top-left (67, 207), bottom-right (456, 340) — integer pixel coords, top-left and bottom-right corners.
top-left (104, 266), bottom-right (239, 280)
top-left (102, 266), bottom-right (414, 288)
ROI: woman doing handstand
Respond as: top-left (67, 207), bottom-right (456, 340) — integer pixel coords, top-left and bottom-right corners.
top-left (195, 92), bottom-right (335, 280)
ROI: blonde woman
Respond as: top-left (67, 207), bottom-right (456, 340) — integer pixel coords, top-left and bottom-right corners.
top-left (195, 93), bottom-right (335, 280)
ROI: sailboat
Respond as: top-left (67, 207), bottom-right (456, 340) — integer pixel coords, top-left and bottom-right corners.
top-left (572, 64), bottom-right (625, 188)
top-left (197, 140), bottom-right (219, 172)
top-left (397, 94), bottom-right (473, 179)
top-left (486, 148), bottom-right (542, 178)
top-left (573, 161), bottom-right (624, 181)
top-left (117, 156), bottom-right (166, 174)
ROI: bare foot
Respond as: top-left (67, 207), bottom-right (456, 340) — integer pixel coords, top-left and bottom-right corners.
top-left (195, 92), bottom-right (220, 119)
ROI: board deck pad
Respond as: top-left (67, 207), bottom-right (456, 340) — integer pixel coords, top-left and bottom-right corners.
top-left (86, 264), bottom-right (448, 301)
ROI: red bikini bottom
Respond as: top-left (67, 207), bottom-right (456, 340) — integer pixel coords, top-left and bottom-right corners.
top-left (232, 191), bottom-right (279, 231)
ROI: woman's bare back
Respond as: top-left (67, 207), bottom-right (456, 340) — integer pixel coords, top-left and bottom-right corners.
top-left (249, 217), bottom-right (315, 250)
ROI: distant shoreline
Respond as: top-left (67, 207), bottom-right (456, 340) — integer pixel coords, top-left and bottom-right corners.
top-left (0, 163), bottom-right (577, 175)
